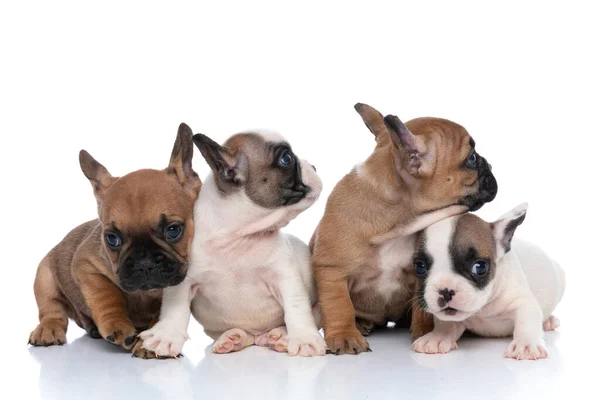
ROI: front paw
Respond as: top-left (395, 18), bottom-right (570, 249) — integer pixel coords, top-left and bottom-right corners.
top-left (504, 337), bottom-right (549, 360)
top-left (325, 328), bottom-right (371, 355)
top-left (412, 332), bottom-right (458, 354)
top-left (139, 323), bottom-right (187, 358)
top-left (99, 319), bottom-right (137, 350)
top-left (287, 329), bottom-right (326, 357)
top-left (28, 320), bottom-right (67, 347)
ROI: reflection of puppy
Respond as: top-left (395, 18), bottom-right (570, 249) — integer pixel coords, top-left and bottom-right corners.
top-left (412, 204), bottom-right (565, 360)
top-left (141, 130), bottom-right (326, 357)
top-left (28, 124), bottom-right (201, 357)
top-left (311, 103), bottom-right (498, 354)
top-left (29, 334), bottom-right (196, 400)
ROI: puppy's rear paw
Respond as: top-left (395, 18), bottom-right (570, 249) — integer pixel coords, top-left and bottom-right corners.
top-left (355, 318), bottom-right (375, 337)
top-left (266, 326), bottom-right (288, 353)
top-left (287, 329), bottom-right (326, 357)
top-left (504, 337), bottom-right (549, 360)
top-left (325, 328), bottom-right (371, 355)
top-left (412, 332), bottom-right (458, 354)
top-left (543, 315), bottom-right (560, 331)
top-left (28, 321), bottom-right (66, 346)
top-left (212, 328), bottom-right (252, 354)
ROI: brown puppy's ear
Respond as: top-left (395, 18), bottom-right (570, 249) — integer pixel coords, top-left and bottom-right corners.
top-left (79, 150), bottom-right (116, 203)
top-left (167, 123), bottom-right (202, 197)
top-left (192, 133), bottom-right (246, 189)
top-left (383, 114), bottom-right (427, 175)
top-left (354, 103), bottom-right (387, 139)
top-left (491, 203), bottom-right (528, 259)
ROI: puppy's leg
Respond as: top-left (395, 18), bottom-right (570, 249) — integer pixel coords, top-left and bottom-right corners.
top-left (412, 318), bottom-right (465, 354)
top-left (139, 280), bottom-right (194, 358)
top-left (410, 298), bottom-right (434, 341)
top-left (78, 271), bottom-right (137, 350)
top-left (504, 298), bottom-right (548, 360)
top-left (278, 267), bottom-right (326, 357)
top-left (543, 315), bottom-right (560, 331)
top-left (212, 328), bottom-right (255, 354)
top-left (29, 256), bottom-right (68, 346)
top-left (314, 265), bottom-right (369, 355)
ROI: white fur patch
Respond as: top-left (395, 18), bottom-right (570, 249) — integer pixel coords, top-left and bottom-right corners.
top-left (424, 217), bottom-right (457, 282)
top-left (247, 129), bottom-right (286, 143)
top-left (354, 162), bottom-right (366, 178)
top-left (376, 236), bottom-right (414, 301)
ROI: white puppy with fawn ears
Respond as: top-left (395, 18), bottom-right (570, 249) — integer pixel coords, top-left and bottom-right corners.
top-left (140, 130), bottom-right (326, 357)
top-left (411, 203), bottom-right (565, 360)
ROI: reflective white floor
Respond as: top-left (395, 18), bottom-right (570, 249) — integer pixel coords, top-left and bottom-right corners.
top-left (12, 296), bottom-right (591, 400)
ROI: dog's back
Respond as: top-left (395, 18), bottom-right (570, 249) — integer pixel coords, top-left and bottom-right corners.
top-left (506, 239), bottom-right (565, 318)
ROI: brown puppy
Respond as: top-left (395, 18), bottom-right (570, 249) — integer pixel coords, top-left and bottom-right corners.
top-left (28, 123), bottom-right (201, 358)
top-left (311, 104), bottom-right (497, 355)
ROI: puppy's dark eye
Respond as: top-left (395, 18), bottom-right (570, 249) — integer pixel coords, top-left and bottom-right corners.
top-left (414, 260), bottom-right (428, 277)
top-left (279, 151), bottom-right (293, 166)
top-left (466, 151), bottom-right (477, 168)
top-left (471, 260), bottom-right (489, 276)
top-left (104, 233), bottom-right (121, 249)
top-left (165, 223), bottom-right (184, 242)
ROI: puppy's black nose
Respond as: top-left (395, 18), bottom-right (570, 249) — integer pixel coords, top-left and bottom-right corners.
top-left (439, 288), bottom-right (455, 302)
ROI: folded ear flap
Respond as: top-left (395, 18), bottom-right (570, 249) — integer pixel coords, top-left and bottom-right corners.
top-left (354, 103), bottom-right (387, 139)
top-left (79, 150), bottom-right (117, 207)
top-left (383, 115), bottom-right (427, 175)
top-left (192, 134), bottom-right (245, 189)
top-left (167, 123), bottom-right (202, 196)
top-left (491, 203), bottom-right (528, 258)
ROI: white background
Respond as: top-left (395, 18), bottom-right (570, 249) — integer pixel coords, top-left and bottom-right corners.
top-left (1, 1), bottom-right (598, 399)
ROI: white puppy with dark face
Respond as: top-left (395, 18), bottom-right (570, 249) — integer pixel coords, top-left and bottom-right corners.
top-left (139, 130), bottom-right (326, 357)
top-left (411, 203), bottom-right (565, 360)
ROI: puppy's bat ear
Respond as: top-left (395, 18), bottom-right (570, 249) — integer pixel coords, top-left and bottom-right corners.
top-left (192, 133), bottom-right (245, 188)
top-left (167, 123), bottom-right (202, 197)
top-left (79, 150), bottom-right (117, 211)
top-left (383, 114), bottom-right (427, 175)
top-left (491, 203), bottom-right (528, 258)
top-left (354, 103), bottom-right (386, 139)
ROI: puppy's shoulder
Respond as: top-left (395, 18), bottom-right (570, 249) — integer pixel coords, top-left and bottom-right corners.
top-left (48, 220), bottom-right (100, 262)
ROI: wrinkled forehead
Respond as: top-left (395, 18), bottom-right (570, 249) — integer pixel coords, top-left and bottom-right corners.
top-left (102, 171), bottom-right (192, 233)
top-left (406, 117), bottom-right (474, 154)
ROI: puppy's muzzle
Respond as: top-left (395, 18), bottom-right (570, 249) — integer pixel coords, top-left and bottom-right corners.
top-left (280, 183), bottom-right (310, 206)
top-left (119, 247), bottom-right (186, 292)
top-left (461, 156), bottom-right (498, 211)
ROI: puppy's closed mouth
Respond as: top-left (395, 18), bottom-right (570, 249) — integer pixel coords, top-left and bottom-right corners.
top-left (280, 186), bottom-right (311, 206)
top-left (442, 307), bottom-right (458, 316)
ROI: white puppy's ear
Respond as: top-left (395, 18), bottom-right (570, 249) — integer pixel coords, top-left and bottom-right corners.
top-left (491, 203), bottom-right (528, 258)
top-left (192, 134), bottom-right (246, 187)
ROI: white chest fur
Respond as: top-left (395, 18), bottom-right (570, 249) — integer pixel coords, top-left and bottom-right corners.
top-left (187, 235), bottom-right (286, 335)
top-left (375, 234), bottom-right (416, 301)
